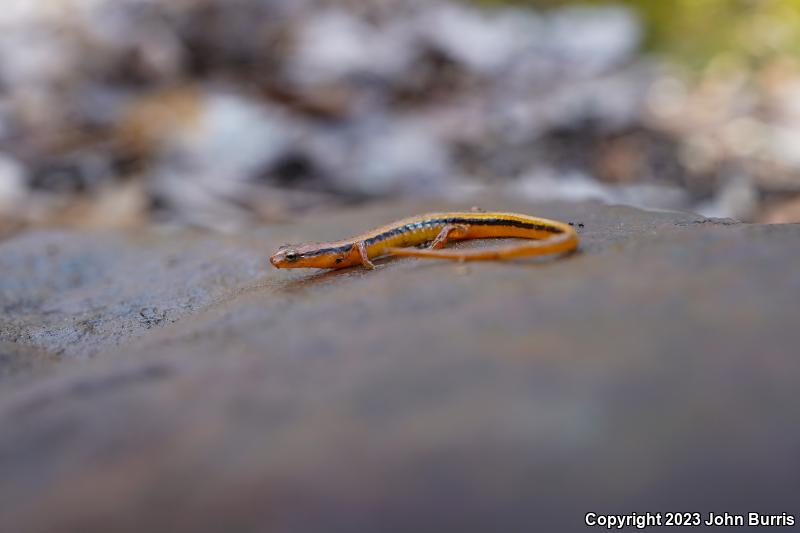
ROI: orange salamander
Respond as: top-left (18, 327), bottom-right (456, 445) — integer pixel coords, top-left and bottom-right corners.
top-left (269, 211), bottom-right (578, 269)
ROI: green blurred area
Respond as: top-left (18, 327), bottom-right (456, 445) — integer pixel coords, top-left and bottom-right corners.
top-left (474, 0), bottom-right (800, 71)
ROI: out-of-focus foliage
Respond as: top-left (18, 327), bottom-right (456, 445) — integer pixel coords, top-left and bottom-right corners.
top-left (632, 0), bottom-right (800, 69)
top-left (476, 0), bottom-right (800, 71)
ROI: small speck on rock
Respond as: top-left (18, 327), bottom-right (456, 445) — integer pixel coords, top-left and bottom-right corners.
top-left (139, 307), bottom-right (167, 328)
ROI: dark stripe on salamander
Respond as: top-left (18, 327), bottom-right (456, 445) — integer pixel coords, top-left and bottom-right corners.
top-left (303, 217), bottom-right (564, 256)
top-left (361, 217), bottom-right (563, 246)
top-left (303, 244), bottom-right (352, 257)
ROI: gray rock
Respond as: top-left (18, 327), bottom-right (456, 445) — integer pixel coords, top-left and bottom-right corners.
top-left (0, 201), bottom-right (798, 532)
top-left (0, 229), bottom-right (265, 358)
top-left (0, 342), bottom-right (57, 383)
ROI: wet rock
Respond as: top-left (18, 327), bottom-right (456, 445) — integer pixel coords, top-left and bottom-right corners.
top-left (0, 228), bottom-right (265, 358)
top-left (0, 342), bottom-right (57, 383)
top-left (0, 200), bottom-right (798, 532)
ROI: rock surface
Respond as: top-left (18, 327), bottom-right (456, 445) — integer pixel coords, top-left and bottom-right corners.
top-left (1, 199), bottom-right (799, 532)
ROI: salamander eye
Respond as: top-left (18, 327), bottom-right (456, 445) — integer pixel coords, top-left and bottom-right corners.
top-left (284, 250), bottom-right (299, 262)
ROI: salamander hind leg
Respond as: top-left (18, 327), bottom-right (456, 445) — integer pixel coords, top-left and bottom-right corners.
top-left (429, 224), bottom-right (469, 249)
top-left (356, 241), bottom-right (376, 269)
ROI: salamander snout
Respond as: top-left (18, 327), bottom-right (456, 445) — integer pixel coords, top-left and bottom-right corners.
top-left (269, 247), bottom-right (302, 269)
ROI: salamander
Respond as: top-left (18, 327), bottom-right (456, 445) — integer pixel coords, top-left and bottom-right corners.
top-left (269, 211), bottom-right (578, 269)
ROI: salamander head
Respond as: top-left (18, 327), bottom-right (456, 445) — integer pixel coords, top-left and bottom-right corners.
top-left (269, 243), bottom-right (351, 269)
top-left (270, 244), bottom-right (309, 268)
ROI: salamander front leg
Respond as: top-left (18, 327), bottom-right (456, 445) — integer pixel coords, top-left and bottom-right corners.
top-left (356, 241), bottom-right (376, 269)
top-left (429, 224), bottom-right (469, 249)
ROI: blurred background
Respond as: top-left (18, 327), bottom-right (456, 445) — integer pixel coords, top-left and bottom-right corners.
top-left (2, 0), bottom-right (800, 234)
